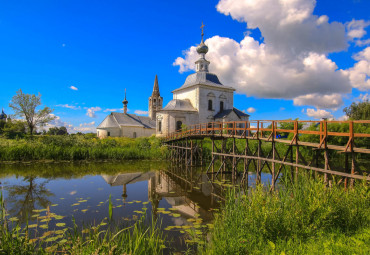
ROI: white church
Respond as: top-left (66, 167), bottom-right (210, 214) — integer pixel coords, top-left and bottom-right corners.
top-left (155, 27), bottom-right (249, 137)
top-left (97, 26), bottom-right (249, 138)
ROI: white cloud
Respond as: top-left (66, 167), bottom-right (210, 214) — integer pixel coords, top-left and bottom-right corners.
top-left (338, 115), bottom-right (349, 121)
top-left (305, 108), bottom-right (333, 119)
top-left (346, 19), bottom-right (370, 45)
top-left (134, 110), bottom-right (148, 115)
top-left (69, 86), bottom-right (78, 91)
top-left (246, 107), bottom-right (256, 113)
top-left (104, 108), bottom-right (124, 112)
top-left (345, 47), bottom-right (370, 91)
top-left (56, 104), bottom-right (81, 110)
top-left (173, 0), bottom-right (370, 110)
top-left (43, 115), bottom-right (96, 133)
top-left (357, 93), bottom-right (369, 102)
top-left (293, 93), bottom-right (343, 109)
top-left (86, 107), bottom-right (102, 118)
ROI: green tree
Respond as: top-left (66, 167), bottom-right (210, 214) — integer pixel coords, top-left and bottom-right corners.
top-left (1, 119), bottom-right (27, 138)
top-left (9, 89), bottom-right (55, 135)
top-left (343, 100), bottom-right (370, 120)
top-left (47, 126), bottom-right (68, 135)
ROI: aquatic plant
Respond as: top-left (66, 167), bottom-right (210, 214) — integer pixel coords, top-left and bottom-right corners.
top-left (0, 191), bottom-right (166, 255)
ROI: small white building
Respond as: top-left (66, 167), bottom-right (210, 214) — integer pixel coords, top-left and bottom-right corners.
top-left (156, 30), bottom-right (249, 137)
top-left (97, 87), bottom-right (157, 138)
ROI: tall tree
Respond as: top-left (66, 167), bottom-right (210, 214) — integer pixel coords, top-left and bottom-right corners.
top-left (343, 100), bottom-right (370, 120)
top-left (9, 89), bottom-right (55, 135)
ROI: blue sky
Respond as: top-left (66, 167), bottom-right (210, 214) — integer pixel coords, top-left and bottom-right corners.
top-left (0, 0), bottom-right (369, 132)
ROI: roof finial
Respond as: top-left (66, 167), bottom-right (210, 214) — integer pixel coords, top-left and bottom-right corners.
top-left (200, 21), bottom-right (205, 43)
top-left (123, 89), bottom-right (128, 114)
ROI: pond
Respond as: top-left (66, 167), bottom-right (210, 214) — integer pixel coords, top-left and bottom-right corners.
top-left (0, 161), bottom-right (273, 252)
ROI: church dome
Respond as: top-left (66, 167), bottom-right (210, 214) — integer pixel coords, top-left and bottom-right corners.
top-left (196, 42), bottom-right (208, 54)
top-left (0, 109), bottom-right (7, 120)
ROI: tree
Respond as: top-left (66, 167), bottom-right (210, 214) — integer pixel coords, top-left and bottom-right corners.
top-left (47, 126), bottom-right (68, 135)
top-left (343, 100), bottom-right (370, 120)
top-left (9, 89), bottom-right (55, 135)
top-left (1, 119), bottom-right (27, 138)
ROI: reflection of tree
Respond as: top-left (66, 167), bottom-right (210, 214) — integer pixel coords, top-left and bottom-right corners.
top-left (5, 176), bottom-right (53, 222)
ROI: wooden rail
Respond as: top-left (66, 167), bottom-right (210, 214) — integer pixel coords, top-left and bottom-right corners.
top-left (164, 120), bottom-right (370, 153)
top-left (164, 120), bottom-right (370, 188)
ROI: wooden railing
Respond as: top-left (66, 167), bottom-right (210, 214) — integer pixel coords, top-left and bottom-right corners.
top-left (164, 120), bottom-right (370, 153)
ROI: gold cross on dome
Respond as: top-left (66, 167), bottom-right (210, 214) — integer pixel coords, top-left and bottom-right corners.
top-left (200, 22), bottom-right (205, 36)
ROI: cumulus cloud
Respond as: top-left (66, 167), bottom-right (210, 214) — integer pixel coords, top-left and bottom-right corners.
top-left (306, 108), bottom-right (333, 119)
top-left (173, 0), bottom-right (370, 110)
top-left (338, 115), bottom-right (349, 121)
top-left (246, 107), bottom-right (256, 113)
top-left (56, 104), bottom-right (81, 110)
top-left (346, 19), bottom-right (370, 45)
top-left (345, 47), bottom-right (370, 91)
top-left (69, 86), bottom-right (78, 91)
top-left (293, 93), bottom-right (343, 109)
top-left (134, 110), bottom-right (148, 115)
top-left (44, 115), bottom-right (96, 133)
top-left (357, 93), bottom-right (369, 102)
top-left (86, 107), bottom-right (102, 118)
top-left (104, 108), bottom-right (124, 112)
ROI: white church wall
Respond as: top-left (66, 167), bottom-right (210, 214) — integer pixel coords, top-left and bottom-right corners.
top-left (198, 86), bottom-right (234, 123)
top-left (156, 111), bottom-right (198, 137)
top-left (97, 127), bottom-right (121, 139)
top-left (97, 126), bottom-right (155, 138)
top-left (121, 126), bottom-right (156, 138)
top-left (173, 87), bottom-right (199, 110)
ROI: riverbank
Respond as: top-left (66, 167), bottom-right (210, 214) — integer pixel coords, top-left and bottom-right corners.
top-left (0, 135), bottom-right (167, 161)
top-left (198, 174), bottom-right (370, 254)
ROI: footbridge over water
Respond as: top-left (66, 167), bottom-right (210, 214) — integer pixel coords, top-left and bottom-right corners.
top-left (163, 120), bottom-right (370, 189)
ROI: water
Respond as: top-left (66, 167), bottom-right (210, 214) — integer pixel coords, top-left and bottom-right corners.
top-left (0, 161), bottom-right (273, 252)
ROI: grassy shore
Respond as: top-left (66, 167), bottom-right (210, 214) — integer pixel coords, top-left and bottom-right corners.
top-left (0, 135), bottom-right (167, 161)
top-left (199, 174), bottom-right (370, 254)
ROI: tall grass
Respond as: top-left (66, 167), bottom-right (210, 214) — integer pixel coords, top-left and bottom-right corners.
top-left (0, 135), bottom-right (168, 161)
top-left (199, 174), bottom-right (370, 254)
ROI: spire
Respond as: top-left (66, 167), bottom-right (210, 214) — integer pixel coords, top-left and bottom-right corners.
top-left (195, 22), bottom-right (210, 73)
top-left (152, 75), bottom-right (160, 97)
top-left (122, 89), bottom-right (128, 114)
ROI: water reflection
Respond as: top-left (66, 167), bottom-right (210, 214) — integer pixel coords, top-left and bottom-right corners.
top-left (4, 176), bottom-right (53, 222)
top-left (0, 161), bottom-right (273, 252)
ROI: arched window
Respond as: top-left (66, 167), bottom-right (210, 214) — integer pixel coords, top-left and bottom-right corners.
top-left (133, 132), bottom-right (137, 138)
top-left (220, 101), bottom-right (224, 112)
top-left (208, 100), bottom-right (213, 110)
top-left (176, 121), bottom-right (182, 132)
top-left (158, 121), bottom-right (162, 132)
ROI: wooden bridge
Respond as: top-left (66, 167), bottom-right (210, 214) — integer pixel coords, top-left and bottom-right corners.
top-left (163, 120), bottom-right (370, 189)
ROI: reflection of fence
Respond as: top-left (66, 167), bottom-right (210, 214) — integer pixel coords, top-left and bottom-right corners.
top-left (164, 120), bottom-right (370, 189)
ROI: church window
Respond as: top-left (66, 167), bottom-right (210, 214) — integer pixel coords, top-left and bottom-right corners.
top-left (208, 100), bottom-right (213, 110)
top-left (176, 121), bottom-right (182, 132)
top-left (220, 101), bottom-right (224, 112)
top-left (107, 131), bottom-right (110, 137)
top-left (158, 121), bottom-right (162, 132)
top-left (133, 132), bottom-right (137, 138)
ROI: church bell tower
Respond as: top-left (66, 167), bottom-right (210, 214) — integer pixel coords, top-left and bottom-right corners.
top-left (149, 75), bottom-right (163, 120)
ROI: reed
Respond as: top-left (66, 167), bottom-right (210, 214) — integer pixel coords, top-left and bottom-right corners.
top-left (198, 173), bottom-right (370, 254)
top-left (0, 135), bottom-right (168, 162)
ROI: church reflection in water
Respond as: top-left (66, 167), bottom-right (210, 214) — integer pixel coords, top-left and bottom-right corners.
top-left (101, 166), bottom-right (226, 224)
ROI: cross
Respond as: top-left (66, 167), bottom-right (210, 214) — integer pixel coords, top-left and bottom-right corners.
top-left (200, 22), bottom-right (205, 36)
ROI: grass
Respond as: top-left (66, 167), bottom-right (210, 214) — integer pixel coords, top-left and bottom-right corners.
top-left (0, 135), bottom-right (168, 161)
top-left (197, 173), bottom-right (370, 254)
top-left (0, 192), bottom-right (166, 255)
